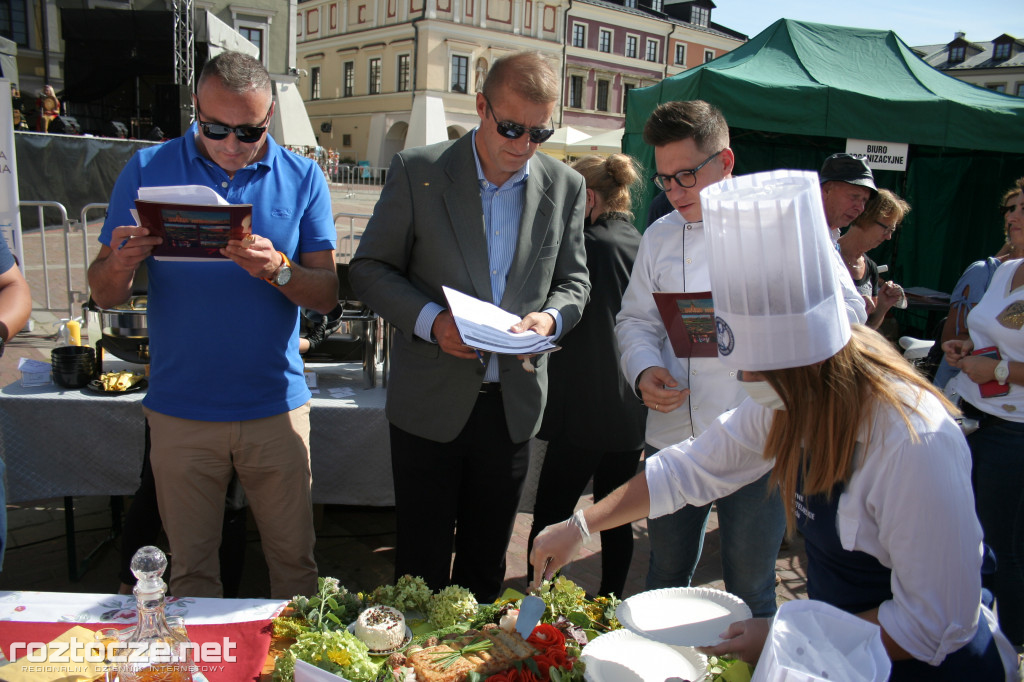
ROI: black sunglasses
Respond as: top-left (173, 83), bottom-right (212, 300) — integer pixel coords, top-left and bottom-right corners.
top-left (1001, 203), bottom-right (1019, 215)
top-left (195, 97), bottom-right (272, 143)
top-left (483, 94), bottom-right (555, 144)
top-left (651, 150), bottom-right (724, 191)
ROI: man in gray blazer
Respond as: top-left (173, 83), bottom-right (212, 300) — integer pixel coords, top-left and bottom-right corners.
top-left (349, 51), bottom-right (590, 601)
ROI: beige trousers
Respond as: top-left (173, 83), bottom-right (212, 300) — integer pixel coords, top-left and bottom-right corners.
top-left (143, 404), bottom-right (317, 599)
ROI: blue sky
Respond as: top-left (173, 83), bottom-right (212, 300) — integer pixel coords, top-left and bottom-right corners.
top-left (709, 1), bottom-right (1017, 47)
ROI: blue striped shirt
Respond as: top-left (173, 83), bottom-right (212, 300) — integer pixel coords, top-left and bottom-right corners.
top-left (414, 130), bottom-right (560, 382)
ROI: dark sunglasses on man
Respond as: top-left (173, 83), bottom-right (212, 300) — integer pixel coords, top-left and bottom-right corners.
top-left (195, 97), bottom-right (272, 144)
top-left (483, 94), bottom-right (555, 144)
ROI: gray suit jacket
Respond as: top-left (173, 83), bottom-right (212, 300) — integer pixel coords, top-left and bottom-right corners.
top-left (349, 134), bottom-right (590, 443)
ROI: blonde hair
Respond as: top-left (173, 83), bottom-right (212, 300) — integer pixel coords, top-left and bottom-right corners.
top-left (761, 326), bottom-right (958, 535)
top-left (1001, 177), bottom-right (1024, 207)
top-left (854, 188), bottom-right (910, 229)
top-left (571, 154), bottom-right (639, 219)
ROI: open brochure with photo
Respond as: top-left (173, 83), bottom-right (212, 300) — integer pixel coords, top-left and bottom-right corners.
top-left (653, 291), bottom-right (718, 358)
top-left (442, 286), bottom-right (559, 355)
top-left (131, 185), bottom-right (252, 262)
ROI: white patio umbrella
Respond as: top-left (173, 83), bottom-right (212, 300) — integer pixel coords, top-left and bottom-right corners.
top-left (538, 126), bottom-right (592, 159)
top-left (565, 127), bottom-right (624, 156)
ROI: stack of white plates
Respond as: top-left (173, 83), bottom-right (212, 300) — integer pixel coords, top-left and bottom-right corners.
top-left (581, 587), bottom-right (751, 681)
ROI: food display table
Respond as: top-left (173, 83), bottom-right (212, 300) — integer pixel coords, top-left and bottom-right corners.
top-left (0, 362), bottom-right (394, 506)
top-left (0, 590), bottom-right (285, 681)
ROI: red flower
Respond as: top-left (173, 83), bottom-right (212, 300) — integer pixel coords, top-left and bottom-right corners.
top-left (533, 653), bottom-right (571, 678)
top-left (516, 665), bottom-right (541, 682)
top-left (527, 623), bottom-right (566, 654)
top-left (486, 671), bottom-right (517, 682)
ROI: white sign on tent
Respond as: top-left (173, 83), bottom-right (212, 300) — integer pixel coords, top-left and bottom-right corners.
top-left (846, 139), bottom-right (909, 172)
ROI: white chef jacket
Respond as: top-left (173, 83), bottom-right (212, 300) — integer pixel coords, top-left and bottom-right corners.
top-left (615, 213), bottom-right (746, 448)
top-left (615, 211), bottom-right (867, 449)
top-left (644, 389), bottom-right (1018, 672)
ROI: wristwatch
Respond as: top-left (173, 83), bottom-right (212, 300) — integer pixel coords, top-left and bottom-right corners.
top-left (265, 251), bottom-right (293, 287)
top-left (994, 359), bottom-right (1010, 386)
top-left (0, 335), bottom-right (5, 358)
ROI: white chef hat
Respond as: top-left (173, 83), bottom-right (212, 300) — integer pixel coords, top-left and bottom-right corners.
top-left (700, 170), bottom-right (851, 371)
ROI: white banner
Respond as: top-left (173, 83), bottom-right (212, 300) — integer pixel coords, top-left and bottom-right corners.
top-left (0, 78), bottom-right (23, 271)
top-left (845, 139), bottom-right (909, 172)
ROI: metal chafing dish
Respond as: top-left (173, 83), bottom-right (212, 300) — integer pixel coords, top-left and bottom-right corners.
top-left (88, 295), bottom-right (150, 369)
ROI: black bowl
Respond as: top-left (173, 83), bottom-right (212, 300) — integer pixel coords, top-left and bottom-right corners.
top-left (51, 346), bottom-right (95, 362)
top-left (53, 366), bottom-right (96, 389)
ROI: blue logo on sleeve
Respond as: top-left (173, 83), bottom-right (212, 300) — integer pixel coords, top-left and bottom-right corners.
top-left (716, 317), bottom-right (734, 356)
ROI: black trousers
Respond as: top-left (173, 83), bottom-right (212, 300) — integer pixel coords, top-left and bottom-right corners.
top-left (389, 389), bottom-right (530, 603)
top-left (119, 423), bottom-right (248, 597)
top-left (528, 437), bottom-right (643, 597)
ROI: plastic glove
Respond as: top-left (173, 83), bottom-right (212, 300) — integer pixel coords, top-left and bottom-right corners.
top-left (529, 510), bottom-right (589, 589)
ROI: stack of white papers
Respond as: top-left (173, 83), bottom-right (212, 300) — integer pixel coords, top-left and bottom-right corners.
top-left (442, 286), bottom-right (558, 355)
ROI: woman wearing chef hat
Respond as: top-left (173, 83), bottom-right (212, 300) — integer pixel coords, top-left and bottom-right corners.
top-left (530, 170), bottom-right (1019, 679)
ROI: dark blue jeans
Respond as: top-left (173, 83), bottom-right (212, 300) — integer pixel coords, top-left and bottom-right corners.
top-left (968, 415), bottom-right (1024, 646)
top-left (644, 444), bottom-right (785, 618)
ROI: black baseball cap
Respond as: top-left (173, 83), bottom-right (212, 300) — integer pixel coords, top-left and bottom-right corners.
top-left (819, 153), bottom-right (877, 194)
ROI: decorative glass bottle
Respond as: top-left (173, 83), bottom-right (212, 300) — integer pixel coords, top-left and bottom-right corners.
top-left (116, 546), bottom-right (196, 682)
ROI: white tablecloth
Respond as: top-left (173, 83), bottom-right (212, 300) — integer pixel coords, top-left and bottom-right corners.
top-left (0, 362), bottom-right (394, 506)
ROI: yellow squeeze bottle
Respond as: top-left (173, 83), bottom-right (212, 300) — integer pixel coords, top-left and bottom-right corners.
top-left (66, 319), bottom-right (81, 346)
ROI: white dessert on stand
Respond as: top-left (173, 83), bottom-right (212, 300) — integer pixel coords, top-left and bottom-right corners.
top-left (352, 605), bottom-right (408, 652)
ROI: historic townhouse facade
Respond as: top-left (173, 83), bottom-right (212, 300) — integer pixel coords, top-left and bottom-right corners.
top-left (562, 0), bottom-right (743, 129)
top-left (914, 32), bottom-right (1024, 98)
top-left (296, 0), bottom-right (744, 164)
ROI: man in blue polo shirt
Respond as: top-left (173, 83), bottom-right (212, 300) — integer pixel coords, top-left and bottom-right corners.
top-left (88, 51), bottom-right (338, 599)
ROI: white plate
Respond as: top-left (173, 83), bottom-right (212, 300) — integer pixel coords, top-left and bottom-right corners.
top-left (616, 587), bottom-right (752, 647)
top-left (582, 629), bottom-right (707, 682)
top-left (346, 622), bottom-right (413, 655)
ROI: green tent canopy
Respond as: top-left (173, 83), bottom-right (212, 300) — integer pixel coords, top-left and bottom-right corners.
top-left (623, 18), bottom-right (1024, 320)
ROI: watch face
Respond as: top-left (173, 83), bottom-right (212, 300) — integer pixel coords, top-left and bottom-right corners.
top-left (275, 265), bottom-right (293, 286)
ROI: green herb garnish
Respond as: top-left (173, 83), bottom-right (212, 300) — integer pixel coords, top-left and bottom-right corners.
top-left (429, 637), bottom-right (493, 670)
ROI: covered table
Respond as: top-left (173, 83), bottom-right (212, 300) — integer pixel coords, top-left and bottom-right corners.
top-left (0, 590), bottom-right (285, 680)
top-left (0, 362), bottom-right (394, 506)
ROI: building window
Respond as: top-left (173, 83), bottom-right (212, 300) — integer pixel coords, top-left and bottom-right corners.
top-left (0, 0), bottom-right (29, 46)
top-left (650, 0), bottom-right (663, 12)
top-left (569, 75), bottom-right (583, 108)
top-left (691, 5), bottom-right (709, 26)
top-left (624, 0), bottom-right (636, 7)
top-left (675, 43), bottom-right (686, 65)
top-left (596, 79), bottom-right (609, 111)
top-left (451, 54), bottom-right (469, 93)
top-left (572, 23), bottom-right (585, 48)
top-left (626, 35), bottom-right (638, 59)
top-left (239, 27), bottom-right (264, 62)
top-left (599, 29), bottom-right (611, 53)
top-left (704, 49), bottom-right (714, 63)
top-left (397, 54), bottom-right (411, 92)
top-left (1018, 83), bottom-right (1024, 97)
top-left (949, 45), bottom-right (966, 64)
top-left (343, 134), bottom-right (352, 146)
top-left (623, 83), bottom-right (635, 114)
top-left (310, 66), bottom-right (321, 100)
top-left (994, 42), bottom-right (1011, 60)
top-left (646, 39), bottom-right (658, 62)
top-left (369, 57), bottom-right (381, 94)
top-left (343, 61), bottom-right (354, 97)
top-left (988, 83), bottom-right (1006, 93)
